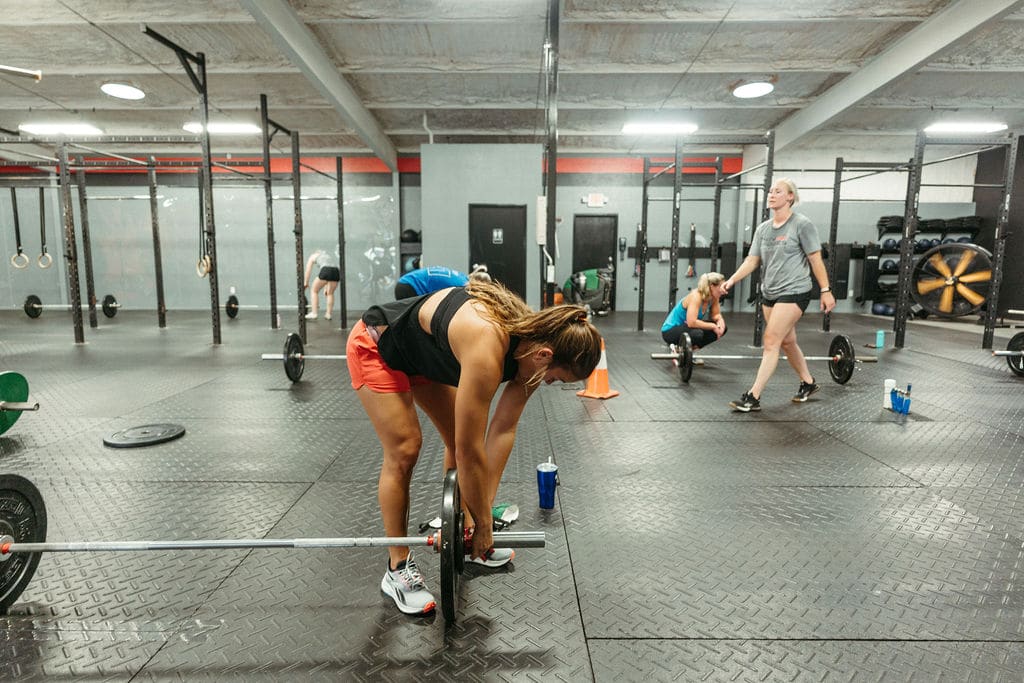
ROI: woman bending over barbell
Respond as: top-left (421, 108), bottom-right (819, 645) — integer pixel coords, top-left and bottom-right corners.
top-left (347, 279), bottom-right (601, 615)
top-left (661, 272), bottom-right (728, 353)
top-left (721, 178), bottom-right (835, 413)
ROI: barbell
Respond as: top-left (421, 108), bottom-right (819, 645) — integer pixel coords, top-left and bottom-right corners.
top-left (652, 333), bottom-right (877, 384)
top-left (0, 371), bottom-right (40, 437)
top-left (23, 294), bottom-right (120, 319)
top-left (992, 331), bottom-right (1024, 377)
top-left (0, 469), bottom-right (541, 624)
top-left (261, 332), bottom-right (346, 382)
top-left (225, 294), bottom-right (308, 319)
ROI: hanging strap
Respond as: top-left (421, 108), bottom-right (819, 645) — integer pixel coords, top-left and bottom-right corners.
top-left (9, 188), bottom-right (28, 268)
top-left (37, 187), bottom-right (52, 268)
top-left (196, 168), bottom-right (209, 277)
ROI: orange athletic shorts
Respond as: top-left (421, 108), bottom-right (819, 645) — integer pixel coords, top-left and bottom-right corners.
top-left (346, 320), bottom-right (430, 392)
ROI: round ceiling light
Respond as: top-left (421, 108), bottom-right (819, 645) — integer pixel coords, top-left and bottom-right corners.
top-left (100, 83), bottom-right (146, 100)
top-left (732, 81), bottom-right (775, 99)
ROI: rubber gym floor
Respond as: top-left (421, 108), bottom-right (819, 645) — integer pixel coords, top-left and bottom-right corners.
top-left (1, 307), bottom-right (1023, 681)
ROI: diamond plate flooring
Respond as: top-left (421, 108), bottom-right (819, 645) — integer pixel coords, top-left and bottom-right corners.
top-left (0, 308), bottom-right (1022, 680)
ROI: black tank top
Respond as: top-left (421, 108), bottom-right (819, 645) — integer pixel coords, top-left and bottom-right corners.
top-left (362, 288), bottom-right (520, 386)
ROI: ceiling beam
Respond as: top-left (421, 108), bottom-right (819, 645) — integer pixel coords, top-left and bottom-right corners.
top-left (773, 0), bottom-right (1024, 151)
top-left (239, 0), bottom-right (397, 171)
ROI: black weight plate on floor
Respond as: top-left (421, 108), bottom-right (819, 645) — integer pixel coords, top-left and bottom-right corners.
top-left (23, 294), bottom-right (42, 319)
top-left (678, 333), bottom-right (694, 383)
top-left (101, 294), bottom-right (118, 318)
top-left (1007, 332), bottom-right (1024, 377)
top-left (284, 333), bottom-right (305, 382)
top-left (226, 294), bottom-right (239, 319)
top-left (103, 423), bottom-right (186, 448)
top-left (828, 334), bottom-right (856, 384)
top-left (440, 468), bottom-right (462, 624)
top-left (0, 371), bottom-right (30, 437)
top-left (0, 474), bottom-right (47, 612)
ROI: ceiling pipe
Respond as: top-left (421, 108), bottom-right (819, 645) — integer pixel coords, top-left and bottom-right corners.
top-left (239, 0), bottom-right (397, 171)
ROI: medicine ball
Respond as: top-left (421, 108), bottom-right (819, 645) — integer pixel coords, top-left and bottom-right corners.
top-left (882, 238), bottom-right (898, 251)
top-left (930, 238), bottom-right (942, 248)
top-left (872, 302), bottom-right (888, 315)
top-left (941, 237), bottom-right (956, 244)
top-left (957, 236), bottom-right (972, 243)
top-left (400, 229), bottom-right (421, 243)
top-left (881, 259), bottom-right (898, 273)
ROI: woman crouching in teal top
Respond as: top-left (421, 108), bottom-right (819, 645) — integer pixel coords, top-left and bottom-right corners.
top-left (660, 272), bottom-right (728, 350)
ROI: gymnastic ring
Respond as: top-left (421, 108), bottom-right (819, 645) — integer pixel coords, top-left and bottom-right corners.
top-left (196, 255), bottom-right (211, 278)
top-left (11, 252), bottom-right (29, 269)
top-left (37, 252), bottom-right (53, 269)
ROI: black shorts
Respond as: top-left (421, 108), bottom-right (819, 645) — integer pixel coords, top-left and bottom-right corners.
top-left (318, 266), bottom-right (340, 282)
top-left (394, 282), bottom-right (417, 300)
top-left (762, 291), bottom-right (811, 312)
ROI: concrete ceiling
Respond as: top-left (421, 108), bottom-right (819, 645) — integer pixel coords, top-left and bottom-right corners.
top-left (2, 0), bottom-right (1023, 166)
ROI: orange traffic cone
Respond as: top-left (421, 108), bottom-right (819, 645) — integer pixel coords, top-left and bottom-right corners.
top-left (577, 337), bottom-right (619, 399)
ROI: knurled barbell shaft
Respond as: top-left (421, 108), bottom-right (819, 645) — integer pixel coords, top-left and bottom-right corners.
top-left (650, 353), bottom-right (877, 363)
top-left (1, 530), bottom-right (544, 557)
top-left (261, 353), bottom-right (347, 361)
top-left (993, 350), bottom-right (1024, 357)
top-left (0, 401), bottom-right (40, 412)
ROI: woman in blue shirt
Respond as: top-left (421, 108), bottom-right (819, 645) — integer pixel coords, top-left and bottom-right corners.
top-left (661, 271), bottom-right (728, 352)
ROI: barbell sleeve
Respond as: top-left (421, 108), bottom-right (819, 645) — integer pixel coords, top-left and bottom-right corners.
top-left (0, 401), bottom-right (40, 412)
top-left (261, 353), bottom-right (347, 361)
top-left (992, 350), bottom-right (1024, 357)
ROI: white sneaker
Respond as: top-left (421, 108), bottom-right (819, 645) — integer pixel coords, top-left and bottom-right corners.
top-left (380, 554), bottom-right (436, 615)
top-left (304, 312), bottom-right (317, 320)
top-left (324, 312), bottom-right (332, 320)
top-left (466, 547), bottom-right (514, 567)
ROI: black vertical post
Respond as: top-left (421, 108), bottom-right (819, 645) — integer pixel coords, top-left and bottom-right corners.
top-left (542, 0), bottom-right (560, 308)
top-left (147, 158), bottom-right (167, 328)
top-left (291, 131), bottom-right (306, 342)
top-left (710, 158), bottom-right (722, 273)
top-left (57, 142), bottom-right (84, 343)
top-left (260, 94), bottom-right (279, 329)
top-left (336, 156), bottom-right (348, 329)
top-left (822, 156), bottom-right (843, 332)
top-left (752, 131), bottom-right (775, 347)
top-left (72, 157), bottom-right (98, 329)
top-left (637, 157), bottom-right (651, 331)
top-left (668, 139), bottom-right (683, 311)
top-left (982, 135), bottom-right (1018, 349)
top-left (895, 134), bottom-right (926, 349)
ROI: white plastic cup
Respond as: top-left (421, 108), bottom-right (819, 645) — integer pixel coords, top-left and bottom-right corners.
top-left (884, 379), bottom-right (896, 409)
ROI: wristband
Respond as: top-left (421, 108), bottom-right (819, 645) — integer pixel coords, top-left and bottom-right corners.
top-left (820, 287), bottom-right (831, 293)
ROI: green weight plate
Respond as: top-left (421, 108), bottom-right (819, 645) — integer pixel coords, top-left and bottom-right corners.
top-left (0, 474), bottom-right (47, 612)
top-left (0, 371), bottom-right (30, 437)
top-left (101, 294), bottom-right (118, 318)
top-left (1007, 332), bottom-right (1024, 377)
top-left (103, 423), bottom-right (186, 448)
top-left (828, 334), bottom-right (856, 384)
top-left (225, 294), bottom-right (239, 319)
top-left (283, 333), bottom-right (305, 382)
top-left (678, 333), bottom-right (694, 383)
top-left (439, 468), bottom-right (462, 624)
top-left (23, 295), bottom-right (42, 319)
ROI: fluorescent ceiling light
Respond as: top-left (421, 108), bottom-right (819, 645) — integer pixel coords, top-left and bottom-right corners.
top-left (622, 122), bottom-right (698, 135)
top-left (100, 82), bottom-right (145, 100)
top-left (732, 81), bottom-right (775, 99)
top-left (18, 122), bottom-right (104, 135)
top-left (924, 122), bottom-right (1008, 135)
top-left (183, 121), bottom-right (262, 135)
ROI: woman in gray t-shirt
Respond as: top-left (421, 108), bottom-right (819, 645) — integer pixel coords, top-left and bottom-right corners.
top-left (722, 178), bottom-right (836, 412)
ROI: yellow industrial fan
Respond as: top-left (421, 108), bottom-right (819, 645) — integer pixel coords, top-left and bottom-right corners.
top-left (912, 243), bottom-right (992, 317)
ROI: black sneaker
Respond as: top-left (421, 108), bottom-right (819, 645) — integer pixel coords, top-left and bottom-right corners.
top-left (729, 392), bottom-right (761, 412)
top-left (792, 380), bottom-right (820, 403)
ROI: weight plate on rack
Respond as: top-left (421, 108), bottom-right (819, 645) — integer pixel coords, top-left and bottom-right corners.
top-left (101, 294), bottom-right (118, 318)
top-left (439, 468), bottom-right (462, 624)
top-left (0, 371), bottom-right (30, 437)
top-left (103, 423), bottom-right (186, 448)
top-left (0, 474), bottom-right (47, 612)
top-left (828, 334), bottom-right (856, 385)
top-left (283, 333), bottom-right (305, 383)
